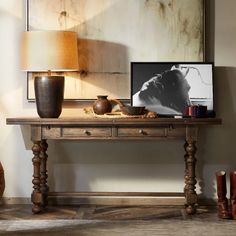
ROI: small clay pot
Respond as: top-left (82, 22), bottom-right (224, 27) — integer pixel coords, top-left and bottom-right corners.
top-left (93, 95), bottom-right (112, 115)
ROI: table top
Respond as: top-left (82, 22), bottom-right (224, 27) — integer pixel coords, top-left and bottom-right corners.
top-left (6, 117), bottom-right (222, 126)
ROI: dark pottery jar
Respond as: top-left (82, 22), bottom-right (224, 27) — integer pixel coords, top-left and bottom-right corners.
top-left (0, 162), bottom-right (5, 198)
top-left (93, 95), bottom-right (112, 115)
top-left (34, 76), bottom-right (64, 118)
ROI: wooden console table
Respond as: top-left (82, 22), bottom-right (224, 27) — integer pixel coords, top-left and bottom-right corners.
top-left (6, 117), bottom-right (221, 214)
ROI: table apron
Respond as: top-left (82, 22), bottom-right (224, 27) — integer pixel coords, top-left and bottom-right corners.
top-left (30, 125), bottom-right (193, 140)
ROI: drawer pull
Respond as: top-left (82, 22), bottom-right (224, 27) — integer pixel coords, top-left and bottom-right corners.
top-left (139, 129), bottom-right (145, 135)
top-left (118, 128), bottom-right (165, 137)
top-left (62, 128), bottom-right (112, 137)
top-left (84, 130), bottom-right (90, 135)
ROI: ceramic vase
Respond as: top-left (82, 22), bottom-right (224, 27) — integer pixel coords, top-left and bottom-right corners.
top-left (93, 95), bottom-right (112, 115)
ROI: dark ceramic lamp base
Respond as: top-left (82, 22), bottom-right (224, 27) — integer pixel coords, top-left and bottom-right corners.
top-left (34, 76), bottom-right (64, 118)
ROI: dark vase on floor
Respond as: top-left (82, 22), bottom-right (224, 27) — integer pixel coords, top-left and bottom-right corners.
top-left (0, 162), bottom-right (5, 198)
top-left (34, 76), bottom-right (64, 118)
top-left (93, 95), bottom-right (112, 115)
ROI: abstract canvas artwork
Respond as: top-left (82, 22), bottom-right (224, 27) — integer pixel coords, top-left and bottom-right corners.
top-left (27, 0), bottom-right (204, 100)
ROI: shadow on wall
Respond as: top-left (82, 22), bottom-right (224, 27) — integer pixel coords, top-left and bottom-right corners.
top-left (197, 66), bottom-right (236, 199)
top-left (201, 66), bottom-right (236, 164)
top-left (20, 122), bottom-right (186, 192)
top-left (46, 140), bottom-right (185, 192)
top-left (77, 38), bottom-right (128, 74)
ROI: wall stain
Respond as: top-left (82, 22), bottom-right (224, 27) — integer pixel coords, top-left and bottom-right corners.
top-left (158, 2), bottom-right (166, 18)
top-left (58, 11), bottom-right (67, 29)
top-left (178, 8), bottom-right (202, 52)
top-left (144, 0), bottom-right (167, 19)
top-left (143, 0), bottom-right (203, 59)
top-left (60, 11), bottom-right (67, 17)
top-left (168, 0), bottom-right (175, 11)
top-left (181, 18), bottom-right (189, 36)
top-left (58, 0), bottom-right (67, 29)
top-left (178, 10), bottom-right (191, 46)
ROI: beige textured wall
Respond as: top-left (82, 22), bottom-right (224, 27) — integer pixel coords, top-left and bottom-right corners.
top-left (0, 0), bottom-right (235, 199)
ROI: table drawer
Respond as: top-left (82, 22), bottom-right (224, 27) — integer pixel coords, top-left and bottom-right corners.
top-left (62, 127), bottom-right (112, 137)
top-left (167, 128), bottom-right (185, 137)
top-left (117, 127), bottom-right (165, 137)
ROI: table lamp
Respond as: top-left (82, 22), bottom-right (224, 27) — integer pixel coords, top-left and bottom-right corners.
top-left (21, 31), bottom-right (79, 118)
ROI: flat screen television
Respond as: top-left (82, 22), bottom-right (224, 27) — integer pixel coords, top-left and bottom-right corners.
top-left (131, 62), bottom-right (214, 116)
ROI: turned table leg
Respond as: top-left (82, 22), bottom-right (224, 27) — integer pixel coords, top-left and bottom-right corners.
top-left (184, 142), bottom-right (189, 195)
top-left (40, 140), bottom-right (49, 208)
top-left (31, 141), bottom-right (43, 213)
top-left (184, 140), bottom-right (197, 214)
top-left (184, 126), bottom-right (198, 215)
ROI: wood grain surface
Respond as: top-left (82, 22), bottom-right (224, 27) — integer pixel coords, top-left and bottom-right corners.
top-left (6, 117), bottom-right (222, 126)
top-left (1, 205), bottom-right (236, 236)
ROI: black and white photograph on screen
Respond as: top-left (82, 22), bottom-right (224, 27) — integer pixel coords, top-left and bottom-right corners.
top-left (131, 62), bottom-right (214, 116)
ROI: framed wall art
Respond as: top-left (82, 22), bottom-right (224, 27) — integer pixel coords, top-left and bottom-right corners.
top-left (26, 0), bottom-right (205, 101)
top-left (131, 62), bottom-right (214, 116)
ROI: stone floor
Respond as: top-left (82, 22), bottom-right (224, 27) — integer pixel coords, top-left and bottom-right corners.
top-left (0, 205), bottom-right (236, 236)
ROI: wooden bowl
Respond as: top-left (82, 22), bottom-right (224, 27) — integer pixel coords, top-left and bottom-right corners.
top-left (121, 106), bottom-right (145, 116)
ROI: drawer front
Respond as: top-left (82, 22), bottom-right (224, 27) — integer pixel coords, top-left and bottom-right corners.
top-left (167, 128), bottom-right (185, 138)
top-left (62, 127), bottom-right (112, 138)
top-left (117, 127), bottom-right (165, 137)
top-left (42, 127), bottom-right (61, 139)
